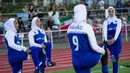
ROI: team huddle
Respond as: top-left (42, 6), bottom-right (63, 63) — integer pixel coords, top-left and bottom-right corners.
top-left (4, 3), bottom-right (122, 73)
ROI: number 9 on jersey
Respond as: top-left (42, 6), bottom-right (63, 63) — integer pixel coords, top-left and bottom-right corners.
top-left (72, 36), bottom-right (79, 51)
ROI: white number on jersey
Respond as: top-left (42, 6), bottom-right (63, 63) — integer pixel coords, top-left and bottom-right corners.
top-left (72, 36), bottom-right (79, 51)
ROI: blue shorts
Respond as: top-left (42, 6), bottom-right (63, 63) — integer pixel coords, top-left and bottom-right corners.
top-left (8, 50), bottom-right (28, 64)
top-left (72, 52), bottom-right (101, 73)
top-left (8, 50), bottom-right (28, 73)
top-left (107, 39), bottom-right (122, 60)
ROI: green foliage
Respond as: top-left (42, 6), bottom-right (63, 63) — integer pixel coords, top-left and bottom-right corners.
top-left (0, 4), bottom-right (23, 13)
top-left (104, 4), bottom-right (109, 9)
top-left (2, 0), bottom-right (13, 3)
top-left (1, 0), bottom-right (33, 13)
top-left (64, 2), bottom-right (79, 10)
top-left (92, 0), bottom-right (96, 9)
top-left (2, 0), bottom-right (32, 3)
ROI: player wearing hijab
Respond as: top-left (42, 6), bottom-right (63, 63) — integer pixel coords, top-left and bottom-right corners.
top-left (4, 18), bottom-right (30, 73)
top-left (103, 6), bottom-right (122, 73)
top-left (67, 4), bottom-right (105, 73)
top-left (29, 17), bottom-right (56, 73)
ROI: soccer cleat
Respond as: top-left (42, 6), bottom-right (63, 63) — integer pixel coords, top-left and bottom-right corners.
top-left (47, 61), bottom-right (56, 67)
top-left (111, 55), bottom-right (116, 63)
top-left (123, 65), bottom-right (130, 68)
top-left (39, 71), bottom-right (43, 73)
top-left (34, 70), bottom-right (39, 73)
top-left (34, 70), bottom-right (43, 73)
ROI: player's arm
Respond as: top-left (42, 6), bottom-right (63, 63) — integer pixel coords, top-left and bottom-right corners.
top-left (5, 30), bottom-right (27, 52)
top-left (42, 30), bottom-right (48, 42)
top-left (41, 30), bottom-right (48, 49)
top-left (103, 21), bottom-right (108, 42)
top-left (86, 25), bottom-right (105, 55)
top-left (114, 19), bottom-right (122, 41)
top-left (28, 30), bottom-right (42, 48)
top-left (103, 21), bottom-right (112, 45)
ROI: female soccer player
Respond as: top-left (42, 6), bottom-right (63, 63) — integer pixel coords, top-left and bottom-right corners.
top-left (4, 18), bottom-right (30, 73)
top-left (103, 6), bottom-right (122, 73)
top-left (67, 4), bottom-right (105, 73)
top-left (29, 17), bottom-right (56, 73)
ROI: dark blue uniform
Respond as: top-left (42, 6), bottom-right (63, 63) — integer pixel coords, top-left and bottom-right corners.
top-left (67, 23), bottom-right (102, 73)
top-left (29, 29), bottom-right (52, 73)
top-left (5, 31), bottom-right (28, 73)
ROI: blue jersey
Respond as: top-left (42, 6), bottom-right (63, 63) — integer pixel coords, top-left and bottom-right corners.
top-left (5, 35), bottom-right (21, 54)
top-left (34, 30), bottom-right (46, 44)
top-left (103, 19), bottom-right (122, 42)
top-left (5, 30), bottom-right (27, 54)
top-left (5, 30), bottom-right (28, 64)
top-left (67, 22), bottom-right (105, 56)
top-left (29, 29), bottom-right (47, 48)
top-left (68, 32), bottom-right (92, 55)
top-left (107, 22), bottom-right (121, 40)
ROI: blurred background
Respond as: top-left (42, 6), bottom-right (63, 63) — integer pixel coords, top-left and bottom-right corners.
top-left (0, 0), bottom-right (130, 55)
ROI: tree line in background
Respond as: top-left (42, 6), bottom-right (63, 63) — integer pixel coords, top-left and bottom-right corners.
top-left (0, 0), bottom-right (44, 13)
top-left (0, 0), bottom-right (78, 13)
top-left (1, 0), bottom-right (34, 3)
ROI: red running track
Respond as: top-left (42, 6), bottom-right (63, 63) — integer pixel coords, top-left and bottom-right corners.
top-left (0, 42), bottom-right (130, 73)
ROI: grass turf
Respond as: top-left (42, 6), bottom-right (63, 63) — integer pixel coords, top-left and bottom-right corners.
top-left (48, 61), bottom-right (130, 73)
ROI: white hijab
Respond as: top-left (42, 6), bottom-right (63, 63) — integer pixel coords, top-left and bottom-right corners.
top-left (31, 17), bottom-right (41, 30)
top-left (73, 4), bottom-right (87, 24)
top-left (107, 6), bottom-right (118, 22)
top-left (4, 18), bottom-right (17, 32)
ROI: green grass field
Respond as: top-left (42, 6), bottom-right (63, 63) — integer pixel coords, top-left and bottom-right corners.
top-left (48, 61), bottom-right (130, 73)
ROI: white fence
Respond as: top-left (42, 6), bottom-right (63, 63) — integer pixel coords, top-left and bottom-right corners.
top-left (0, 24), bottom-right (129, 49)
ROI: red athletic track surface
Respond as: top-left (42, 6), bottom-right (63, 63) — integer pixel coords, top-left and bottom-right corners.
top-left (0, 42), bottom-right (130, 73)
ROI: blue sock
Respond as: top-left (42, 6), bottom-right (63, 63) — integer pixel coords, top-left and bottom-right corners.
top-left (113, 62), bottom-right (118, 73)
top-left (44, 42), bottom-right (52, 63)
top-left (40, 67), bottom-right (45, 73)
top-left (111, 55), bottom-right (116, 63)
top-left (102, 65), bottom-right (109, 73)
